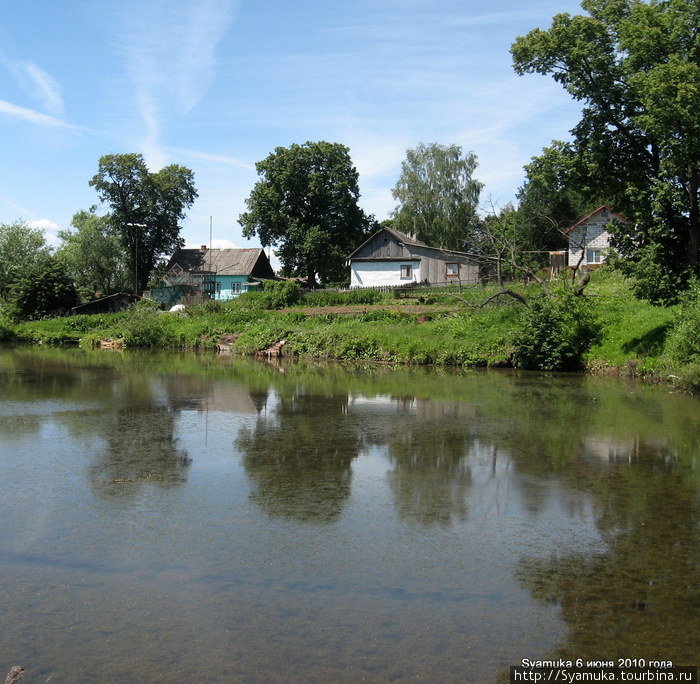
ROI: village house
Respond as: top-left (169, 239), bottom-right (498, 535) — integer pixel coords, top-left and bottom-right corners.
top-left (149, 246), bottom-right (275, 308)
top-left (346, 227), bottom-right (485, 288)
top-left (565, 205), bottom-right (633, 268)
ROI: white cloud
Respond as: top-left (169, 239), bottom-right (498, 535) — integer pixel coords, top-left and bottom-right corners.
top-left (1, 56), bottom-right (65, 116)
top-left (170, 147), bottom-right (254, 171)
top-left (28, 219), bottom-right (61, 246)
top-left (0, 98), bottom-right (75, 129)
top-left (119, 0), bottom-right (240, 165)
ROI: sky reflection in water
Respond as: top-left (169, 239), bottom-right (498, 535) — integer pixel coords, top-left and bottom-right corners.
top-left (0, 348), bottom-right (697, 682)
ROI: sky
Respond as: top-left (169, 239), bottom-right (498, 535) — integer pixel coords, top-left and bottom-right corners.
top-left (0, 0), bottom-right (584, 255)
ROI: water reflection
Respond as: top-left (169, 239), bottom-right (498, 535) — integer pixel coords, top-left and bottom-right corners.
top-left (0, 347), bottom-right (698, 681)
top-left (237, 392), bottom-right (362, 522)
top-left (89, 405), bottom-right (191, 494)
top-left (380, 399), bottom-right (477, 526)
top-left (516, 459), bottom-right (699, 663)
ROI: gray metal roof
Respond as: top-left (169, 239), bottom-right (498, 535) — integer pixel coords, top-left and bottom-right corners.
top-left (166, 248), bottom-right (267, 276)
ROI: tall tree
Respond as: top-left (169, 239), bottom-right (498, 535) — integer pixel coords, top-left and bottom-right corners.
top-left (89, 154), bottom-right (197, 294)
top-left (511, 0), bottom-right (700, 302)
top-left (56, 210), bottom-right (129, 298)
top-left (516, 141), bottom-right (597, 257)
top-left (239, 141), bottom-right (373, 285)
top-left (0, 220), bottom-right (52, 298)
top-left (391, 143), bottom-right (483, 251)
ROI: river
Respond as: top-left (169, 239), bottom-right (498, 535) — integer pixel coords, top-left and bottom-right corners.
top-left (0, 347), bottom-right (697, 682)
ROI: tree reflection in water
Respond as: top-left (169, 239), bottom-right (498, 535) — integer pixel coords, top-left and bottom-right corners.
top-left (383, 400), bottom-right (476, 526)
top-left (237, 392), bottom-right (363, 522)
top-left (516, 446), bottom-right (699, 663)
top-left (90, 405), bottom-right (191, 495)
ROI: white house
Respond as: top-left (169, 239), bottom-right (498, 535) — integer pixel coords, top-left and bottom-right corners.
top-left (346, 227), bottom-right (484, 288)
top-left (565, 205), bottom-right (633, 267)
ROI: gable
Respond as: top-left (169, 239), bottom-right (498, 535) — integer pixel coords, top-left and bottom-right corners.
top-left (348, 228), bottom-right (416, 260)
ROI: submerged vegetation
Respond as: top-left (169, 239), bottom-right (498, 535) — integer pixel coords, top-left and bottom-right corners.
top-left (1, 270), bottom-right (696, 387)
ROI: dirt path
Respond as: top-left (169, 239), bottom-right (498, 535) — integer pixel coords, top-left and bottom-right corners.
top-left (283, 303), bottom-right (461, 316)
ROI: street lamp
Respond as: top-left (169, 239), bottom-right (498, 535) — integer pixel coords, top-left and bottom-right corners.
top-left (125, 223), bottom-right (147, 295)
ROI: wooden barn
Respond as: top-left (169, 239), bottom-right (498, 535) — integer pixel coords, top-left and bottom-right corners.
top-left (346, 228), bottom-right (485, 288)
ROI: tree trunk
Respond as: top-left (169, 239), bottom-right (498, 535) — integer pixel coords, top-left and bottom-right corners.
top-left (687, 165), bottom-right (699, 269)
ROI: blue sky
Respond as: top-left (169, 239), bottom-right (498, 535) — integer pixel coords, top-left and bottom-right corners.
top-left (0, 0), bottom-right (583, 253)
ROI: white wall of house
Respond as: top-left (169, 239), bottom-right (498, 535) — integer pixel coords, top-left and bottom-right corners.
top-left (569, 219), bottom-right (612, 266)
top-left (350, 260), bottom-right (421, 288)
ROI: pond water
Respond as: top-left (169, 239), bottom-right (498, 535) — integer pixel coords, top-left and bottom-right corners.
top-left (0, 347), bottom-right (698, 682)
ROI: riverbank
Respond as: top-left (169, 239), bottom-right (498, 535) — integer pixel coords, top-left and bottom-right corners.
top-left (2, 270), bottom-right (697, 387)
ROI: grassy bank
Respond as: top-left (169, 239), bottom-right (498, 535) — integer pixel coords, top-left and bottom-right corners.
top-left (2, 270), bottom-right (697, 386)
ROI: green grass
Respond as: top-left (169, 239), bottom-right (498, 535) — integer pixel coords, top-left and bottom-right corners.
top-left (5, 271), bottom-right (698, 386)
top-left (584, 270), bottom-right (678, 371)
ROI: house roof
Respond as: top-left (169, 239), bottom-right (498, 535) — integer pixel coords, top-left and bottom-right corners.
top-left (347, 226), bottom-right (482, 261)
top-left (166, 248), bottom-right (267, 276)
top-left (564, 205), bottom-right (633, 235)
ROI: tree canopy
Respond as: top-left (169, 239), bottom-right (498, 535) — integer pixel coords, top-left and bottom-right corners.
top-left (56, 210), bottom-right (129, 298)
top-left (512, 0), bottom-right (700, 302)
top-left (0, 220), bottom-right (52, 298)
top-left (239, 141), bottom-right (373, 285)
top-left (89, 154), bottom-right (197, 294)
top-left (391, 143), bottom-right (483, 251)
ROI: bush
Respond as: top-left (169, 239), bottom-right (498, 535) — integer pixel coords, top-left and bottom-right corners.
top-left (236, 280), bottom-right (301, 310)
top-left (0, 318), bottom-right (15, 342)
top-left (116, 306), bottom-right (167, 347)
top-left (512, 292), bottom-right (599, 371)
top-left (663, 283), bottom-right (700, 366)
top-left (5, 259), bottom-right (79, 321)
top-left (302, 289), bottom-right (382, 307)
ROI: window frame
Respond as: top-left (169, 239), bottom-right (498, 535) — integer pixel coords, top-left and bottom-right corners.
top-left (586, 249), bottom-right (603, 264)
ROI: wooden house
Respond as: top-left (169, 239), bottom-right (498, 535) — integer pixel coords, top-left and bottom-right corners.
top-left (565, 205), bottom-right (632, 268)
top-left (346, 228), bottom-right (484, 288)
top-left (150, 246), bottom-right (275, 307)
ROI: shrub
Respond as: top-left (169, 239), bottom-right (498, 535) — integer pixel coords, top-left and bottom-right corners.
top-left (512, 292), bottom-right (599, 371)
top-left (302, 289), bottom-right (382, 307)
top-left (662, 283), bottom-right (700, 366)
top-left (5, 259), bottom-right (79, 321)
top-left (0, 318), bottom-right (15, 342)
top-left (236, 280), bottom-right (301, 310)
top-left (116, 306), bottom-right (167, 347)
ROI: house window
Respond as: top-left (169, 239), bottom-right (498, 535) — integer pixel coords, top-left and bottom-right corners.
top-left (214, 282), bottom-right (221, 293)
top-left (446, 262), bottom-right (459, 277)
top-left (231, 282), bottom-right (241, 293)
top-left (400, 264), bottom-right (412, 279)
top-left (586, 249), bottom-right (603, 264)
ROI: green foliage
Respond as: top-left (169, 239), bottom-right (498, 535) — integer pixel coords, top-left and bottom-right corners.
top-left (514, 142), bottom-right (597, 259)
top-left (301, 288), bottom-right (381, 307)
top-left (0, 220), bottom-right (52, 297)
top-left (512, 0), bottom-right (700, 299)
top-left (235, 280), bottom-right (302, 310)
top-left (662, 283), bottom-right (700, 366)
top-left (392, 142), bottom-right (483, 250)
top-left (606, 243), bottom-right (689, 305)
top-left (0, 316), bottom-right (15, 342)
top-left (89, 153), bottom-right (197, 293)
top-left (513, 292), bottom-right (599, 371)
top-left (5, 258), bottom-right (79, 322)
top-left (118, 308), bottom-right (167, 347)
top-left (239, 141), bottom-right (373, 285)
top-left (56, 210), bottom-right (129, 298)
